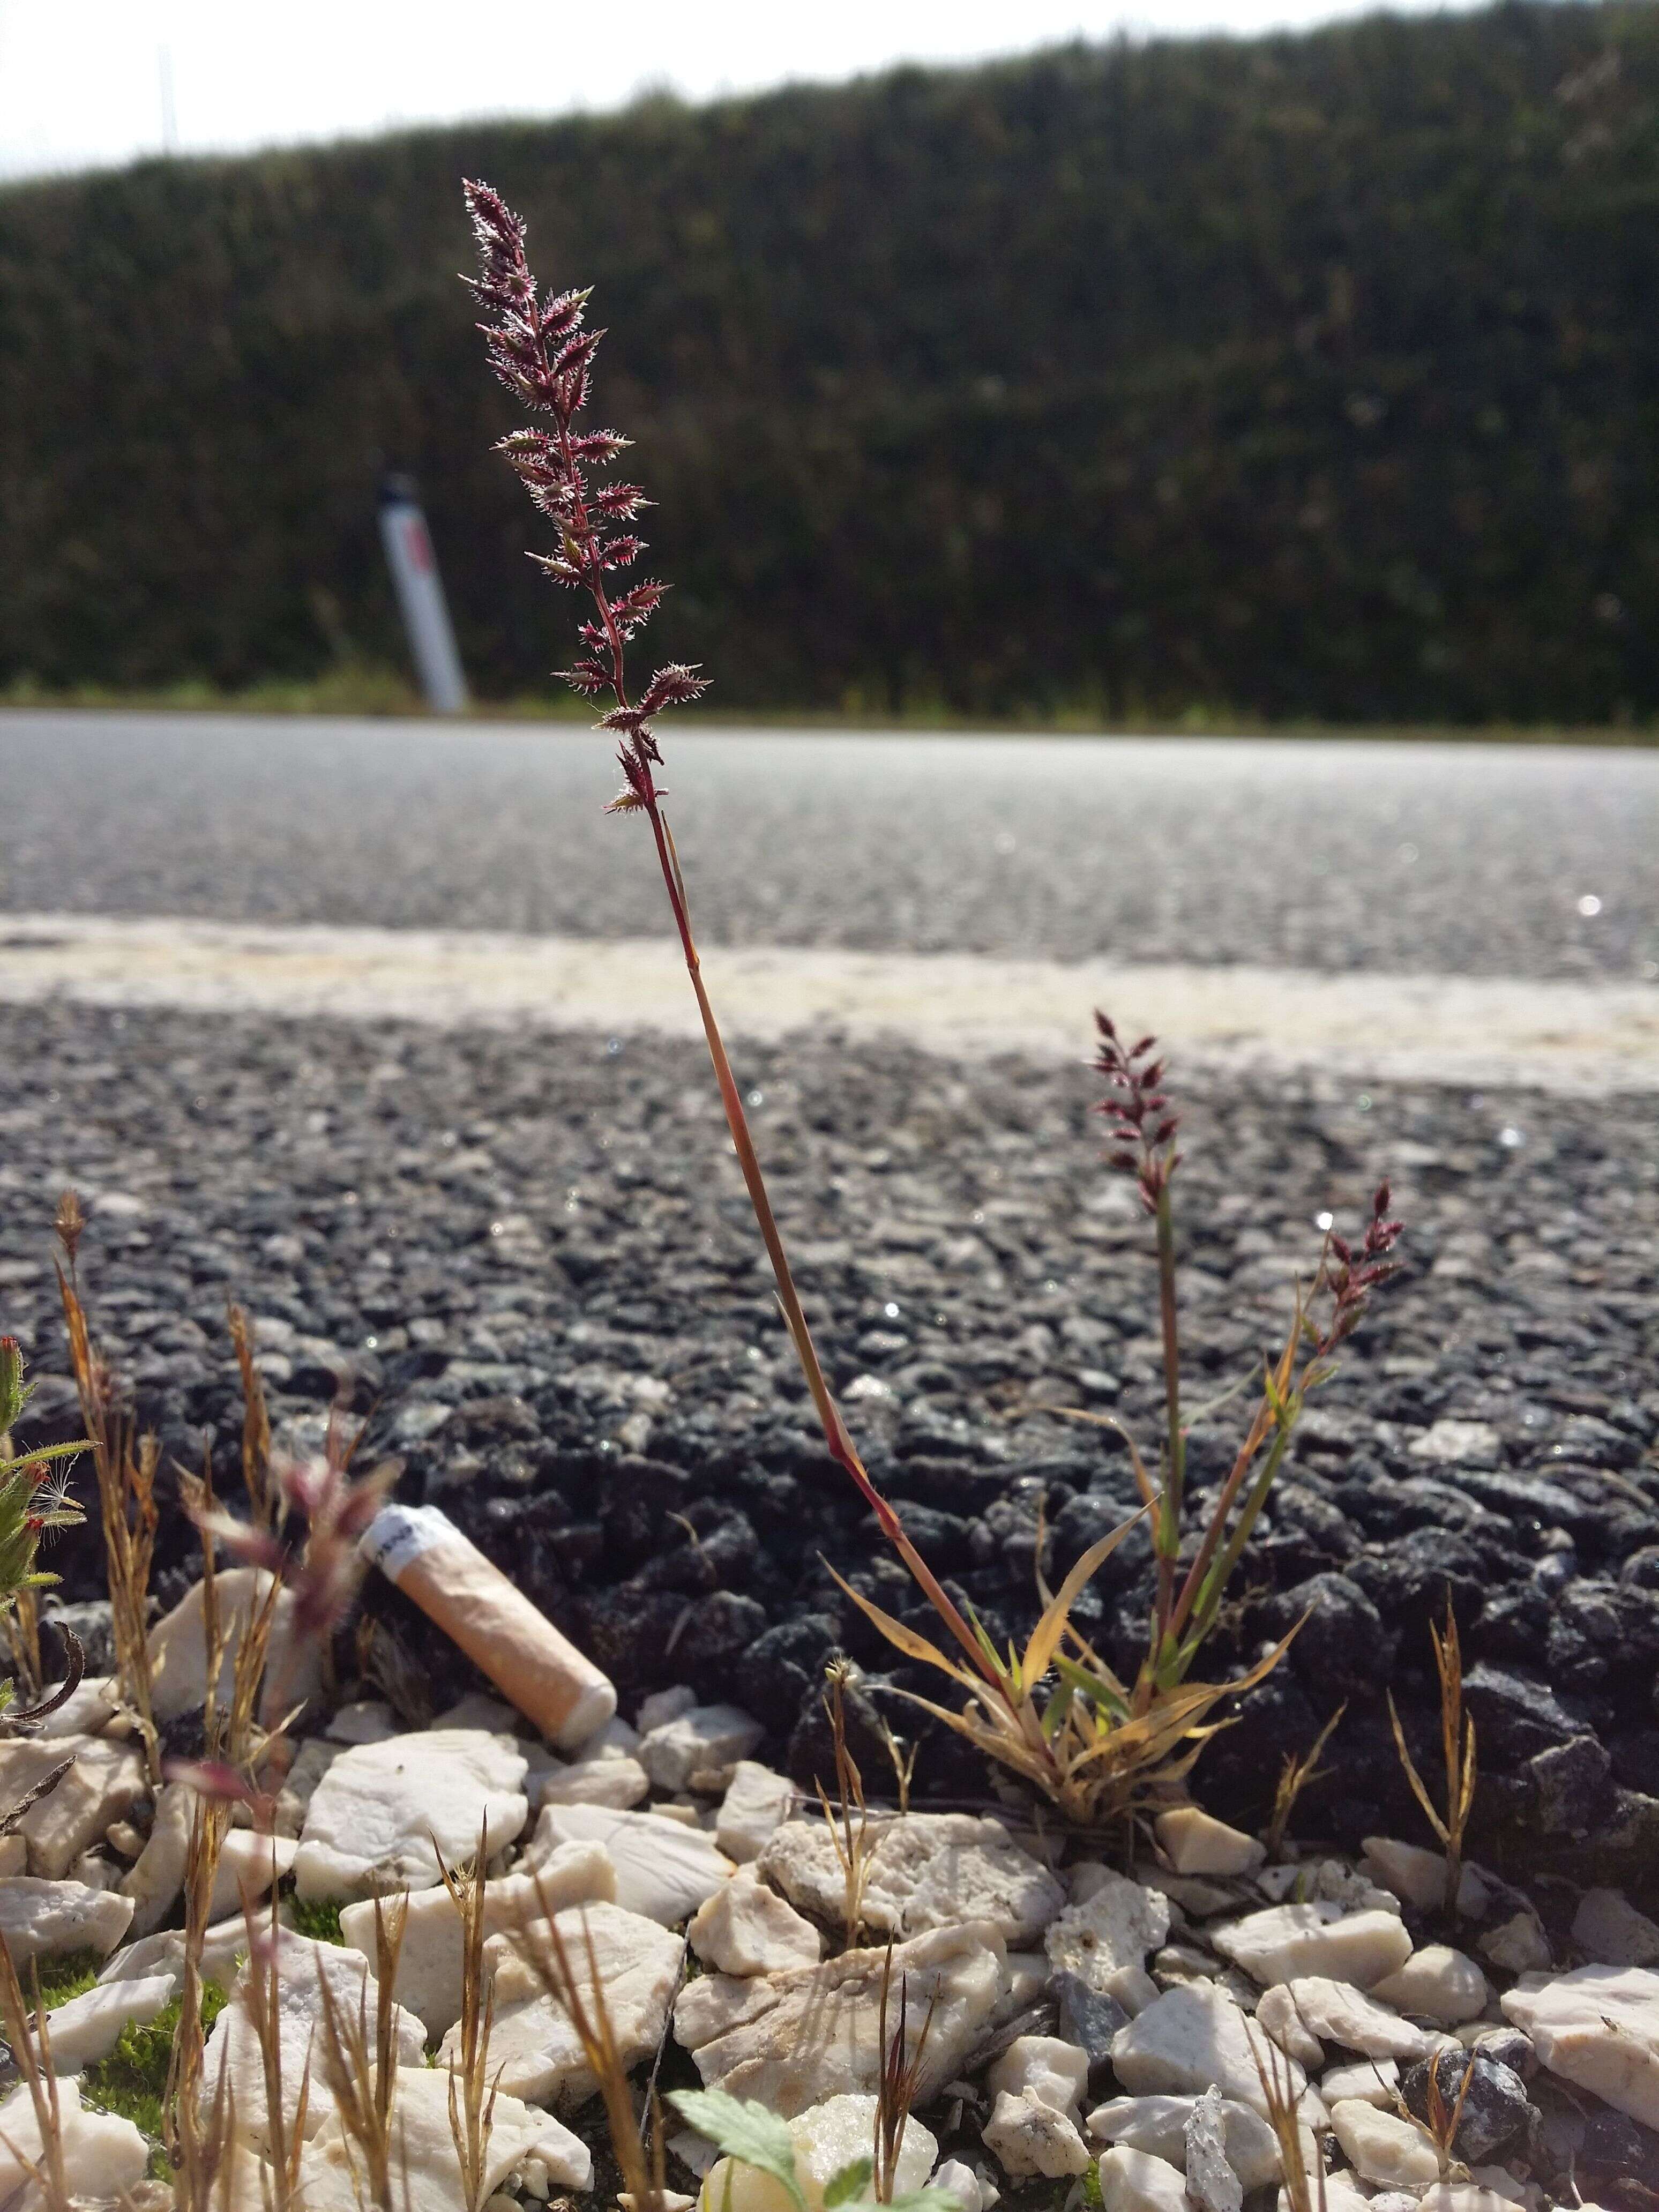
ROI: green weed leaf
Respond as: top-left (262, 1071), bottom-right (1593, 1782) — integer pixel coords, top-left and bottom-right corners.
top-left (669, 2089), bottom-right (807, 2212)
top-left (823, 2158), bottom-right (872, 2206)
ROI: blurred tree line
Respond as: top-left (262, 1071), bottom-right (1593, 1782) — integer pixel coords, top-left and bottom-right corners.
top-left (1, 1), bottom-right (1655, 723)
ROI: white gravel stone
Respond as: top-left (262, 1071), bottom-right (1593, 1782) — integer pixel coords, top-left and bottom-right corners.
top-left (638, 1685), bottom-right (697, 1732)
top-left (1096, 2145), bottom-right (1190, 2212)
top-left (1371, 1944), bottom-right (1490, 2024)
top-left (1185, 2087), bottom-right (1244, 2212)
top-left (1109, 1982), bottom-right (1307, 2120)
top-left (430, 1693), bottom-right (520, 1734)
top-left (97, 1912), bottom-right (248, 1992)
top-left (293, 1727), bottom-right (529, 1900)
top-left (1415, 2189), bottom-right (1529, 2212)
top-left (0, 2076), bottom-right (148, 2203)
top-left (1321, 2056), bottom-right (1400, 2106)
top-left (1280, 1975), bottom-right (1438, 2059)
top-left (1279, 2179), bottom-right (1370, 2212)
top-left (1501, 1963), bottom-right (1659, 2129)
top-left (675, 1920), bottom-right (1005, 2119)
top-left (982, 2090), bottom-right (1092, 2178)
top-left (716, 1761), bottom-right (797, 1864)
top-left (1361, 1836), bottom-right (1449, 1911)
top-left (326, 1698), bottom-right (399, 1743)
top-left (539, 1752), bottom-right (651, 1809)
top-left (1154, 1807), bottom-right (1265, 1878)
top-left (1045, 1870), bottom-right (1170, 1993)
top-left (931, 2159), bottom-right (987, 2212)
top-left (760, 1813), bottom-right (1064, 1946)
top-left (119, 1780), bottom-right (193, 1936)
top-left (1212, 1901), bottom-right (1412, 1989)
top-left (639, 1702), bottom-right (765, 1792)
top-left (1409, 1418), bottom-right (1501, 1467)
top-left (298, 2065), bottom-right (592, 2210)
top-left (35, 1673), bottom-right (123, 1740)
top-left (0, 1874), bottom-right (133, 1962)
top-left (1570, 1887), bottom-right (1659, 1967)
top-left (689, 1864), bottom-right (823, 1975)
top-left (1087, 2094), bottom-right (1287, 2191)
top-left (1256, 1984), bottom-right (1324, 2066)
top-left (0, 1734), bottom-right (147, 1879)
top-left (531, 1800), bottom-right (735, 1923)
top-left (456, 1898), bottom-right (684, 2106)
top-left (981, 2036), bottom-right (1090, 2179)
top-left (701, 2094), bottom-right (935, 2212)
top-left (1481, 1909), bottom-right (1552, 1975)
top-left (37, 1972), bottom-right (174, 2072)
top-left (210, 1827), bottom-right (298, 1920)
top-left (147, 1566), bottom-right (320, 1727)
top-left (1328, 2098), bottom-right (1443, 2187)
top-left (273, 1737), bottom-right (338, 1839)
top-left (201, 1930), bottom-right (425, 2152)
top-left (987, 2034), bottom-right (1088, 2115)
top-left (338, 1836), bottom-right (614, 2037)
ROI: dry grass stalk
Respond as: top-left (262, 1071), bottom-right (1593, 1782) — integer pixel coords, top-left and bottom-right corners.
top-left (518, 1873), bottom-right (671, 2212)
top-left (243, 1894), bottom-right (311, 2212)
top-left (439, 1824), bottom-right (500, 2212)
top-left (1387, 1596), bottom-right (1477, 1908)
top-left (0, 1934), bottom-right (71, 2212)
top-left (816, 1659), bottom-right (877, 1948)
top-left (1246, 2022), bottom-right (1327, 2212)
top-left (3, 1588), bottom-right (41, 1701)
top-left (55, 1190), bottom-right (161, 1777)
top-left (1265, 1701), bottom-right (1347, 1859)
top-left (315, 1889), bottom-right (409, 2211)
top-left (873, 1946), bottom-right (936, 2204)
top-left (163, 1788), bottom-right (235, 2195)
top-left (227, 1303), bottom-right (276, 1534)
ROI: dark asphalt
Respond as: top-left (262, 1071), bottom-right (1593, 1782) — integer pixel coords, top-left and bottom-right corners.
top-left (0, 712), bottom-right (1654, 980)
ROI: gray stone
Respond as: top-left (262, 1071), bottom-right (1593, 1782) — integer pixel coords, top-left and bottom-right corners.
top-left (1402, 2047), bottom-right (1534, 2163)
top-left (1571, 1887), bottom-right (1659, 1967)
top-left (1184, 2087), bottom-right (1244, 2212)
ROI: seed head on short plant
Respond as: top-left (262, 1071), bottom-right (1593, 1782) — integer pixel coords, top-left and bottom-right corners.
top-left (56, 1197), bottom-right (161, 1776)
top-left (467, 181), bottom-right (1408, 1831)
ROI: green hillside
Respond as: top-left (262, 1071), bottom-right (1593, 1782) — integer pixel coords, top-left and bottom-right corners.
top-left (2, 2), bottom-right (1655, 723)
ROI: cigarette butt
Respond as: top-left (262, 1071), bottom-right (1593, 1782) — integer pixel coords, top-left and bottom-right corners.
top-left (361, 1504), bottom-right (616, 1750)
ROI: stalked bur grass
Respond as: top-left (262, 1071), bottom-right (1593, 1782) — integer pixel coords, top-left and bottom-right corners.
top-left (465, 179), bottom-right (1405, 1826)
top-left (1389, 1596), bottom-right (1477, 1914)
top-left (1265, 1700), bottom-right (1347, 1860)
top-left (817, 1658), bottom-right (877, 1949)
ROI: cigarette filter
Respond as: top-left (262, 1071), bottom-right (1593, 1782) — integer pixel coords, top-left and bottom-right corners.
top-left (361, 1503), bottom-right (615, 1750)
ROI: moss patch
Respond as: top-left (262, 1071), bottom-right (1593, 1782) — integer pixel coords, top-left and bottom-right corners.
top-left (34, 1948), bottom-right (101, 2008)
top-left (83, 1981), bottom-right (229, 2139)
top-left (287, 1894), bottom-right (345, 1943)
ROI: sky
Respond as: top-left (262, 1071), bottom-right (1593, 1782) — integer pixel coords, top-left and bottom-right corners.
top-left (0, 0), bottom-right (1464, 181)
